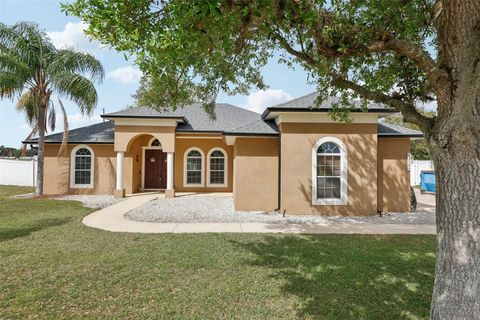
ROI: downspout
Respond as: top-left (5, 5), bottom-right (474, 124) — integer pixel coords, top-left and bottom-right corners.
top-left (277, 134), bottom-right (281, 212)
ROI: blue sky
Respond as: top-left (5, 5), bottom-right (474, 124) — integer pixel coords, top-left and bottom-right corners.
top-left (0, 0), bottom-right (315, 147)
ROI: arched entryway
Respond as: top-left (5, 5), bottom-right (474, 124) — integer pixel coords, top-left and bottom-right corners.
top-left (114, 133), bottom-right (175, 197)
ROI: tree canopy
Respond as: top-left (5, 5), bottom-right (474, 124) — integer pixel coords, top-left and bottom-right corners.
top-left (63, 0), bottom-right (438, 125)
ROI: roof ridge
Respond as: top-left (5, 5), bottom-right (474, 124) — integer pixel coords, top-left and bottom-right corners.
top-left (270, 92), bottom-right (317, 108)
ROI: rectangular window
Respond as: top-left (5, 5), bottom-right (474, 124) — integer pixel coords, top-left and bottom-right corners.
top-left (74, 156), bottom-right (91, 185)
top-left (316, 155), bottom-right (341, 199)
top-left (210, 157), bottom-right (225, 184)
top-left (186, 158), bottom-right (202, 184)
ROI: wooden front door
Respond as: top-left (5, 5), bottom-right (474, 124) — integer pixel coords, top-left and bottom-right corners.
top-left (144, 149), bottom-right (167, 189)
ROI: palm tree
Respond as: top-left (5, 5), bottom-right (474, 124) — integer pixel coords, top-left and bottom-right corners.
top-left (0, 21), bottom-right (104, 195)
top-left (16, 94), bottom-right (69, 157)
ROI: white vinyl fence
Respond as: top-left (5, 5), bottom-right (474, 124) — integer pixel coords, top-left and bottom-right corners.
top-left (0, 158), bottom-right (37, 187)
top-left (409, 159), bottom-right (434, 186)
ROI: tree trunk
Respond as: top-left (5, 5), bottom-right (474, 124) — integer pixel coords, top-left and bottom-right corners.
top-left (35, 104), bottom-right (46, 196)
top-left (429, 1), bottom-right (480, 317)
top-left (429, 146), bottom-right (480, 319)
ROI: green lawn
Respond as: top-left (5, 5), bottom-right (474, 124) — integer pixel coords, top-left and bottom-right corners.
top-left (0, 185), bottom-right (435, 319)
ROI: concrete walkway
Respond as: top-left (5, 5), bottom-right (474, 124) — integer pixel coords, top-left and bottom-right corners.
top-left (82, 193), bottom-right (436, 234)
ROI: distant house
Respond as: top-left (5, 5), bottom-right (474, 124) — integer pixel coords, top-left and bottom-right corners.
top-left (25, 93), bottom-right (422, 215)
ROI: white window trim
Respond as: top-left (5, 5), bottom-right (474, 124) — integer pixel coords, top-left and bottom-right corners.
top-left (141, 138), bottom-right (163, 190)
top-left (206, 147), bottom-right (228, 187)
top-left (183, 147), bottom-right (205, 187)
top-left (70, 144), bottom-right (94, 189)
top-left (312, 137), bottom-right (348, 205)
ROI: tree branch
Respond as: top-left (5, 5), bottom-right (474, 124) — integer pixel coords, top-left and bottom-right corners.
top-left (367, 38), bottom-right (449, 91)
top-left (330, 73), bottom-right (435, 134)
top-left (270, 30), bottom-right (317, 66)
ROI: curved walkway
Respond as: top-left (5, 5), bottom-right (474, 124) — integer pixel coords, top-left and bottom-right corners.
top-left (82, 193), bottom-right (436, 234)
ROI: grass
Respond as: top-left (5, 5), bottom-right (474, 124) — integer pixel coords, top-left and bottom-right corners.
top-left (0, 185), bottom-right (435, 319)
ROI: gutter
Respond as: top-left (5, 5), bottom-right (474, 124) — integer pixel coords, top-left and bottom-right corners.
top-left (101, 114), bottom-right (189, 123)
top-left (261, 107), bottom-right (396, 120)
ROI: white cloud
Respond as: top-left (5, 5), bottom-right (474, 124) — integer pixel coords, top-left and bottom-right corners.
top-left (47, 21), bottom-right (100, 52)
top-left (106, 66), bottom-right (143, 84)
top-left (243, 89), bottom-right (293, 113)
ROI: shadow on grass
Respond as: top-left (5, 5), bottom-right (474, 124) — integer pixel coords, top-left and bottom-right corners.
top-left (0, 217), bottom-right (71, 242)
top-left (232, 235), bottom-right (435, 319)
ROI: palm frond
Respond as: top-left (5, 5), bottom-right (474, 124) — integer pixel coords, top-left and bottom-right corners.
top-left (48, 104), bottom-right (56, 132)
top-left (16, 91), bottom-right (39, 126)
top-left (57, 98), bottom-right (69, 157)
top-left (0, 53), bottom-right (32, 80)
top-left (0, 21), bottom-right (55, 69)
top-left (49, 72), bottom-right (98, 115)
top-left (0, 71), bottom-right (28, 99)
top-left (46, 49), bottom-right (104, 82)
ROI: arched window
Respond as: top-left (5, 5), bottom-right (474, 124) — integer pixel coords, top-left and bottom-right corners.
top-left (184, 147), bottom-right (204, 186)
top-left (149, 138), bottom-right (162, 147)
top-left (207, 148), bottom-right (227, 187)
top-left (312, 137), bottom-right (347, 205)
top-left (70, 145), bottom-right (94, 188)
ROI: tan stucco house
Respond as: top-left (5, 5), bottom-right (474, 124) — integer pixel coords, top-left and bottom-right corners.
top-left (27, 93), bottom-right (422, 215)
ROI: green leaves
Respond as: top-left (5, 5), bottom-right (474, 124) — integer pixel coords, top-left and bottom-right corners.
top-left (49, 72), bottom-right (98, 115)
top-left (64, 0), bottom-right (436, 117)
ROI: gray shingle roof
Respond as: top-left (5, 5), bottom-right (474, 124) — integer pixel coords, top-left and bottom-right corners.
top-left (262, 92), bottom-right (394, 119)
top-left (24, 121), bottom-right (115, 144)
top-left (104, 106), bottom-right (187, 118)
top-left (377, 122), bottom-right (423, 137)
top-left (104, 103), bottom-right (261, 132)
top-left (223, 119), bottom-right (279, 136)
top-left (25, 103), bottom-right (422, 144)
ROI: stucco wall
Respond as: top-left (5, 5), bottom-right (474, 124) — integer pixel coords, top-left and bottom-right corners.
top-left (125, 134), bottom-right (151, 194)
top-left (279, 123), bottom-right (378, 215)
top-left (233, 137), bottom-right (279, 211)
top-left (43, 144), bottom-right (116, 195)
top-left (377, 138), bottom-right (411, 212)
top-left (174, 135), bottom-right (234, 192)
top-left (115, 125), bottom-right (176, 152)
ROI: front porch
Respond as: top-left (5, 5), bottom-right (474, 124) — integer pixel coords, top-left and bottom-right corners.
top-left (114, 133), bottom-right (175, 198)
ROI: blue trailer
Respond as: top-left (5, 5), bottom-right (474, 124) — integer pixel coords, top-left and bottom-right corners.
top-left (420, 170), bottom-right (436, 194)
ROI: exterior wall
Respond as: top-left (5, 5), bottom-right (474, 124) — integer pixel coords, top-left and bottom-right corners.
top-left (174, 135), bottom-right (234, 192)
top-left (233, 137), bottom-right (279, 211)
top-left (115, 125), bottom-right (176, 152)
top-left (125, 135), bottom-right (151, 194)
top-left (43, 144), bottom-right (116, 195)
top-left (377, 138), bottom-right (411, 212)
top-left (279, 123), bottom-right (378, 215)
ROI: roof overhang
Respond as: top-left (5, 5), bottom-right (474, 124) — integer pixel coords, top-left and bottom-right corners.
top-left (269, 112), bottom-right (384, 124)
top-left (103, 116), bottom-right (186, 127)
top-left (102, 114), bottom-right (187, 123)
top-left (22, 140), bottom-right (114, 145)
top-left (378, 134), bottom-right (424, 139)
top-left (261, 108), bottom-right (395, 120)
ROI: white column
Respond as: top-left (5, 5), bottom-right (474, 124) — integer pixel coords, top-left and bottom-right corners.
top-left (167, 152), bottom-right (174, 190)
top-left (116, 151), bottom-right (124, 190)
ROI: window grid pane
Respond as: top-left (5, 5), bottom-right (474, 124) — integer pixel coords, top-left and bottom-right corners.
top-left (74, 149), bottom-right (92, 186)
top-left (186, 150), bottom-right (202, 184)
top-left (210, 151), bottom-right (225, 184)
top-left (316, 153), bottom-right (341, 199)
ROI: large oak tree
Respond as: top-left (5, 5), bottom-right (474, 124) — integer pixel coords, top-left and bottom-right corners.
top-left (64, 1), bottom-right (479, 318)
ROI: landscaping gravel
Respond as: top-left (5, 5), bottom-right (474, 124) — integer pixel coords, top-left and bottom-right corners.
top-left (54, 195), bottom-right (124, 209)
top-left (125, 195), bottom-right (436, 225)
